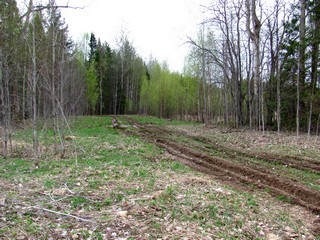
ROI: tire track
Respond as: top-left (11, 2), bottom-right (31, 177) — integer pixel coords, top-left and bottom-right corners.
top-left (121, 116), bottom-right (320, 214)
top-left (155, 138), bottom-right (320, 214)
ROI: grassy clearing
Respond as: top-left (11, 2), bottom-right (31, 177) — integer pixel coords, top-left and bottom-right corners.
top-left (129, 115), bottom-right (200, 126)
top-left (0, 116), bottom-right (318, 239)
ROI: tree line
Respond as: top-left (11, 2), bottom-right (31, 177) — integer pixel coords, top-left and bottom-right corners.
top-left (1, 0), bottom-right (320, 158)
top-left (182, 0), bottom-right (320, 137)
top-left (140, 0), bottom-right (320, 137)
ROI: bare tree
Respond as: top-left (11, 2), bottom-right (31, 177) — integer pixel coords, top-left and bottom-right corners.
top-left (246, 0), bottom-right (262, 129)
top-left (31, 2), bottom-right (39, 160)
top-left (297, 0), bottom-right (306, 137)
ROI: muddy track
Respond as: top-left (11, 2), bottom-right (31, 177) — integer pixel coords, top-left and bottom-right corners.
top-left (155, 139), bottom-right (320, 213)
top-left (121, 116), bottom-right (320, 214)
top-left (190, 135), bottom-right (320, 174)
top-left (132, 119), bottom-right (320, 174)
top-left (147, 124), bottom-right (320, 173)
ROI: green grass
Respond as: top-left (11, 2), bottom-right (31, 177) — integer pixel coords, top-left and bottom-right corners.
top-left (276, 195), bottom-right (292, 203)
top-left (0, 115), bottom-right (317, 239)
top-left (128, 115), bottom-right (200, 126)
top-left (70, 196), bottom-right (89, 209)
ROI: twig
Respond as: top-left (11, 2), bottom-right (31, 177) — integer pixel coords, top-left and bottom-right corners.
top-left (48, 195), bottom-right (70, 204)
top-left (18, 228), bottom-right (29, 239)
top-left (129, 197), bottom-right (150, 201)
top-left (62, 184), bottom-right (98, 204)
top-left (30, 206), bottom-right (96, 223)
top-left (64, 183), bottom-right (76, 194)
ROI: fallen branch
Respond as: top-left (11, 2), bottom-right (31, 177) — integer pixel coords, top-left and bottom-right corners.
top-left (64, 183), bottom-right (76, 194)
top-left (30, 206), bottom-right (96, 223)
top-left (111, 117), bottom-right (127, 130)
top-left (48, 195), bottom-right (70, 204)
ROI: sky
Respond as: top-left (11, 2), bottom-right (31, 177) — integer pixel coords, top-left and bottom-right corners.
top-left (17, 0), bottom-right (290, 73)
top-left (51, 0), bottom-right (210, 73)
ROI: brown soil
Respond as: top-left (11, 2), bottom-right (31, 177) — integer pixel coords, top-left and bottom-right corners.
top-left (125, 117), bottom-right (320, 173)
top-left (192, 135), bottom-right (320, 173)
top-left (122, 117), bottom-right (320, 217)
top-left (156, 138), bottom-right (320, 212)
top-left (157, 124), bottom-right (320, 173)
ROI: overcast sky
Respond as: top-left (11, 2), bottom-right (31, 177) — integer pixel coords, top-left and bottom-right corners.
top-left (52, 0), bottom-right (210, 72)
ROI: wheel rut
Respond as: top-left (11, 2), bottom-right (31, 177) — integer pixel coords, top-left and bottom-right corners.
top-left (121, 116), bottom-right (320, 215)
top-left (155, 138), bottom-right (320, 213)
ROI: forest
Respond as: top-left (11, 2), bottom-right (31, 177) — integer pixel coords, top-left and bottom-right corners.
top-left (1, 0), bottom-right (320, 139)
top-left (1, 0), bottom-right (320, 238)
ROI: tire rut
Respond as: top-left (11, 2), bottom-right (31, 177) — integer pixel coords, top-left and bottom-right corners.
top-left (169, 131), bottom-right (320, 174)
top-left (148, 124), bottom-right (320, 174)
top-left (155, 138), bottom-right (320, 214)
top-left (120, 116), bottom-right (320, 214)
top-left (195, 135), bottom-right (320, 173)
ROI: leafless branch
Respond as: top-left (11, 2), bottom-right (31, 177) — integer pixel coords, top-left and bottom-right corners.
top-left (21, 4), bottom-right (85, 20)
top-left (30, 206), bottom-right (96, 223)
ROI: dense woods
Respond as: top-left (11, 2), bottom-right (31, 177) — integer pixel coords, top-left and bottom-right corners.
top-left (1, 0), bottom-right (320, 157)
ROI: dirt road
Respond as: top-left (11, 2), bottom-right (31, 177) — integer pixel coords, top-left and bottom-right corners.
top-left (122, 116), bottom-right (320, 216)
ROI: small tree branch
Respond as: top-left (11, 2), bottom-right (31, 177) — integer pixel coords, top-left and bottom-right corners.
top-left (30, 206), bottom-right (96, 223)
top-left (21, 4), bottom-right (85, 20)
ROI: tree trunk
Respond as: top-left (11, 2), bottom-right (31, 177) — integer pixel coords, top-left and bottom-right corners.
top-left (201, 31), bottom-right (207, 124)
top-left (99, 73), bottom-right (103, 115)
top-left (252, 0), bottom-right (261, 129)
top-left (308, 1), bottom-right (320, 137)
top-left (197, 75), bottom-right (201, 122)
top-left (22, 66), bottom-right (26, 123)
top-left (237, 12), bottom-right (243, 127)
top-left (260, 77), bottom-right (265, 134)
top-left (297, 0), bottom-right (306, 137)
top-left (246, 38), bottom-right (252, 128)
top-left (32, 7), bottom-right (39, 160)
top-left (246, 0), bottom-right (261, 129)
top-left (52, 21), bottom-right (58, 154)
top-left (223, 79), bottom-right (228, 125)
top-left (316, 114), bottom-right (320, 136)
top-left (276, 0), bottom-right (281, 134)
top-left (0, 48), bottom-right (7, 158)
